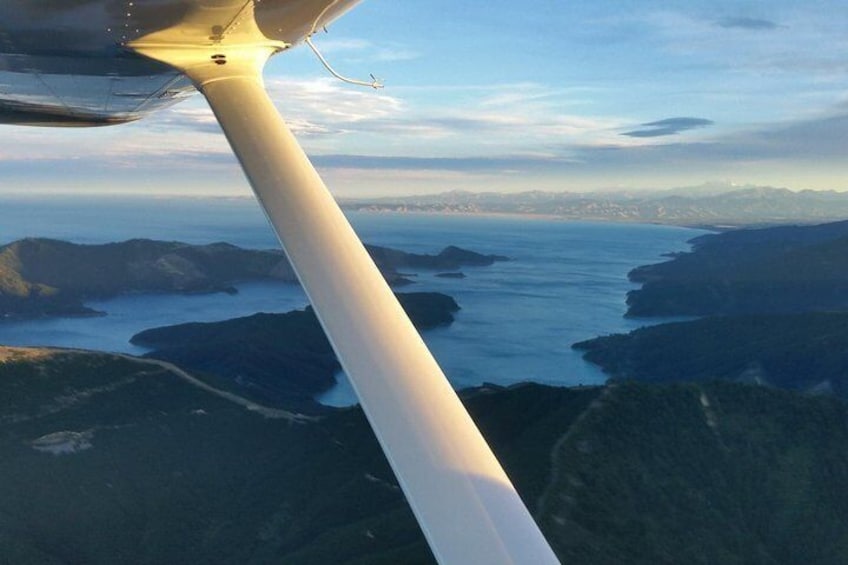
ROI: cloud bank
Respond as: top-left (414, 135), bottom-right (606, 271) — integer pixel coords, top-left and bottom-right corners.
top-left (716, 17), bottom-right (779, 31)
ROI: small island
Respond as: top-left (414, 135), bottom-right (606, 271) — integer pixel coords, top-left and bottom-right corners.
top-left (368, 244), bottom-right (507, 271)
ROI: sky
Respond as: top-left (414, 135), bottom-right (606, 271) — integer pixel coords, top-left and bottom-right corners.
top-left (3, 0), bottom-right (848, 197)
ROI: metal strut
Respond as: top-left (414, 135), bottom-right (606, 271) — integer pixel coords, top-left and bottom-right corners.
top-left (130, 23), bottom-right (557, 562)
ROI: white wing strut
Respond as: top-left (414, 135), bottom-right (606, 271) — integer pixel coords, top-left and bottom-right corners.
top-left (132, 44), bottom-right (559, 564)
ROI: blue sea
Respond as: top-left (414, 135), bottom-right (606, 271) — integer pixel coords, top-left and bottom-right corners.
top-left (0, 195), bottom-right (705, 405)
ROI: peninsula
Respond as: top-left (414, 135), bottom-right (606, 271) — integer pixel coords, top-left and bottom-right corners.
top-left (626, 219), bottom-right (848, 317)
top-left (574, 312), bottom-right (848, 398)
top-left (577, 218), bottom-right (848, 399)
top-left (0, 238), bottom-right (504, 319)
top-left (131, 292), bottom-right (460, 411)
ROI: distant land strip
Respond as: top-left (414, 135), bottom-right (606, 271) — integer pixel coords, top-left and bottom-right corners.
top-left (341, 185), bottom-right (848, 228)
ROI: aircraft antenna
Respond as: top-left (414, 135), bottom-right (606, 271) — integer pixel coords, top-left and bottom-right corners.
top-left (304, 35), bottom-right (383, 89)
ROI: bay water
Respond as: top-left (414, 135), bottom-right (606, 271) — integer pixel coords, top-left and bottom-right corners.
top-left (0, 195), bottom-right (704, 405)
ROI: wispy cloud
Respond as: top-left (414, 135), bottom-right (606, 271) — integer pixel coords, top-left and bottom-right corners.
top-left (4, 1), bottom-right (848, 197)
top-left (310, 38), bottom-right (372, 53)
top-left (622, 117), bottom-right (714, 138)
top-left (260, 78), bottom-right (632, 157)
top-left (305, 36), bottom-right (420, 63)
top-left (715, 17), bottom-right (779, 31)
top-left (267, 77), bottom-right (404, 123)
top-left (641, 9), bottom-right (848, 79)
top-left (565, 102), bottom-right (848, 178)
top-left (307, 100), bottom-right (848, 191)
top-left (311, 153), bottom-right (575, 173)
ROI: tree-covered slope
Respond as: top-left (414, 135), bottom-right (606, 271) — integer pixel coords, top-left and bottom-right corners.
top-left (130, 292), bottom-right (460, 412)
top-left (573, 312), bottom-right (848, 398)
top-left (537, 381), bottom-right (848, 565)
top-left (627, 220), bottom-right (848, 316)
top-left (0, 238), bottom-right (503, 318)
top-left (2, 350), bottom-right (848, 564)
top-left (0, 238), bottom-right (294, 317)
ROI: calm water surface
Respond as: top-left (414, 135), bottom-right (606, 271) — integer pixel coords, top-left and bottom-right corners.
top-left (0, 196), bottom-right (705, 405)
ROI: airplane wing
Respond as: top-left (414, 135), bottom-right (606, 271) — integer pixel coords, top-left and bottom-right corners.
top-left (0, 2), bottom-right (559, 563)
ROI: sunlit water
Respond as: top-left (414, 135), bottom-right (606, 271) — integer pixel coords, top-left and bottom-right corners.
top-left (0, 195), bottom-right (705, 406)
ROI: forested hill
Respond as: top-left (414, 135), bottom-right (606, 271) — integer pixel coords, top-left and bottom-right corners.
top-left (130, 292), bottom-right (460, 413)
top-left (574, 312), bottom-right (848, 398)
top-left (577, 218), bottom-right (848, 398)
top-left (0, 238), bottom-right (504, 318)
top-left (2, 349), bottom-right (848, 564)
top-left (627, 219), bottom-right (848, 317)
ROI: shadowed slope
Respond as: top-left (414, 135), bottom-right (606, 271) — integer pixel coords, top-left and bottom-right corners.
top-left (2, 351), bottom-right (847, 563)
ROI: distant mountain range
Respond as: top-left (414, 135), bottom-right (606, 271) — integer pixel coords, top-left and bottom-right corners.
top-left (341, 184), bottom-right (848, 227)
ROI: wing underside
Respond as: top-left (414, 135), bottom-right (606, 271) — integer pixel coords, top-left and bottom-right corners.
top-left (0, 0), bottom-right (357, 125)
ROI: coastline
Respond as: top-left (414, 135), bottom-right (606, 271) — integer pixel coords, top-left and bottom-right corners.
top-left (0, 207), bottom-right (703, 402)
top-left (342, 207), bottom-right (770, 232)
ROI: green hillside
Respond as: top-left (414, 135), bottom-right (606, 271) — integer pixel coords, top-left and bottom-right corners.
top-left (627, 220), bottom-right (848, 316)
top-left (0, 238), bottom-right (502, 318)
top-left (0, 238), bottom-right (292, 317)
top-left (130, 292), bottom-right (460, 412)
top-left (574, 312), bottom-right (848, 398)
top-left (2, 350), bottom-right (847, 564)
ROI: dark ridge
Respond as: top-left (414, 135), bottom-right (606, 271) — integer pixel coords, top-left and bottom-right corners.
top-left (130, 292), bottom-right (460, 412)
top-left (574, 312), bottom-right (848, 398)
top-left (366, 244), bottom-right (508, 271)
top-left (0, 238), bottom-right (498, 319)
top-left (2, 352), bottom-right (847, 564)
top-left (627, 219), bottom-right (848, 316)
